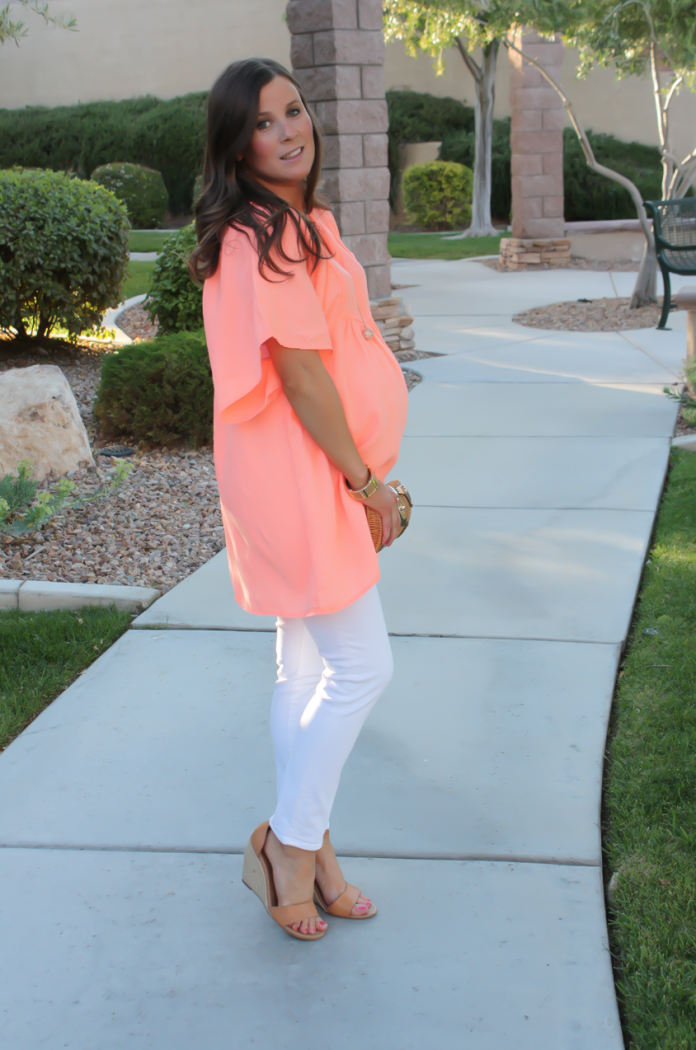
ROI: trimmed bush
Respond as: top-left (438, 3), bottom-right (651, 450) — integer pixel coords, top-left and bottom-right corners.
top-left (402, 160), bottom-right (473, 230)
top-left (0, 168), bottom-right (129, 340)
top-left (94, 329), bottom-right (212, 447)
top-left (91, 162), bottom-right (168, 228)
top-left (0, 93), bottom-right (207, 214)
top-left (145, 223), bottom-right (202, 335)
top-left (387, 89), bottom-right (474, 211)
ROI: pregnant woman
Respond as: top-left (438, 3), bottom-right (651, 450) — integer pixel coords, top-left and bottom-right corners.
top-left (191, 58), bottom-right (408, 941)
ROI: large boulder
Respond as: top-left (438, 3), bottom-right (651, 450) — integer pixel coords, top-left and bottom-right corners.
top-left (0, 365), bottom-right (94, 481)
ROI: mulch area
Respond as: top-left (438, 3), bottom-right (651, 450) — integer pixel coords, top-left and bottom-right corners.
top-left (1, 338), bottom-right (431, 589)
top-left (115, 304), bottom-right (159, 341)
top-left (513, 297), bottom-right (666, 332)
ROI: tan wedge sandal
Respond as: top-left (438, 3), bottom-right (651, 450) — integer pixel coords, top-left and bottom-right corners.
top-left (314, 880), bottom-right (377, 919)
top-left (242, 821), bottom-right (326, 941)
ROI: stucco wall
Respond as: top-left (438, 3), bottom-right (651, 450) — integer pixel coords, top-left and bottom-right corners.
top-left (0, 0), bottom-right (291, 106)
top-left (385, 41), bottom-right (696, 164)
top-left (1, 0), bottom-right (694, 165)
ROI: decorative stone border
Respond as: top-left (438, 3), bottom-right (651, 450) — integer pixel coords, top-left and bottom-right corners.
top-left (370, 295), bottom-right (415, 351)
top-left (0, 580), bottom-right (160, 613)
top-left (500, 237), bottom-right (571, 268)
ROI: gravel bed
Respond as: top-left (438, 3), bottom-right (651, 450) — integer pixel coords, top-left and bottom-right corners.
top-left (1, 340), bottom-right (424, 589)
top-left (115, 303), bottom-right (159, 341)
top-left (485, 257), bottom-right (641, 273)
top-left (394, 349), bottom-right (442, 391)
top-left (514, 297), bottom-right (666, 332)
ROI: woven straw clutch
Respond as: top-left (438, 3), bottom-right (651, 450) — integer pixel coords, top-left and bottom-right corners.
top-left (365, 480), bottom-right (413, 552)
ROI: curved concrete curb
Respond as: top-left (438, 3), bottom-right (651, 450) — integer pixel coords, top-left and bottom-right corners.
top-left (0, 579), bottom-right (159, 614)
top-left (672, 434), bottom-right (696, 452)
top-left (101, 293), bottom-right (148, 345)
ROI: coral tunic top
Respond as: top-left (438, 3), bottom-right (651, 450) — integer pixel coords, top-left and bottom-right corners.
top-left (202, 207), bottom-right (408, 618)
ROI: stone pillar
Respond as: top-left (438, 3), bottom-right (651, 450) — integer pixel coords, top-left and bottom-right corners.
top-left (287, 0), bottom-right (392, 298)
top-left (500, 30), bottom-right (570, 269)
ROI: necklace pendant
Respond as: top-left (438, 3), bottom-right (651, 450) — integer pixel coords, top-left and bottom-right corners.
top-left (363, 326), bottom-right (374, 340)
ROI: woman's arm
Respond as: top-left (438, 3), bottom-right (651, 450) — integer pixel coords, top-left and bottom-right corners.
top-left (267, 340), bottom-right (401, 546)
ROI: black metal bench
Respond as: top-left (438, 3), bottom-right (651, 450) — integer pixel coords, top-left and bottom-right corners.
top-left (645, 197), bottom-right (696, 329)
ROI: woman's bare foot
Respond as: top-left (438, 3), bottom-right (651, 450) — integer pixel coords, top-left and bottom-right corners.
top-left (315, 830), bottom-right (372, 916)
top-left (264, 828), bottom-right (328, 936)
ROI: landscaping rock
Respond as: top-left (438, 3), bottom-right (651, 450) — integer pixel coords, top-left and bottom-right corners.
top-left (0, 365), bottom-right (94, 481)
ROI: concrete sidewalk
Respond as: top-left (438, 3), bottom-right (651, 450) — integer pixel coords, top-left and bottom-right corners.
top-left (0, 259), bottom-right (683, 1048)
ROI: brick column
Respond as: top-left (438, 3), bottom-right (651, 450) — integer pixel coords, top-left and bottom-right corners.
top-left (500, 30), bottom-right (570, 268)
top-left (287, 0), bottom-right (392, 298)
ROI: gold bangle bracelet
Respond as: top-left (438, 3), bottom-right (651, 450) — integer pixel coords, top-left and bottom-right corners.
top-left (345, 468), bottom-right (379, 501)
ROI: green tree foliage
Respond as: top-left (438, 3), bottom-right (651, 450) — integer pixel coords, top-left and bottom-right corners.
top-left (402, 159), bottom-right (474, 228)
top-left (145, 224), bottom-right (202, 335)
top-left (91, 162), bottom-right (168, 229)
top-left (94, 329), bottom-right (212, 448)
top-left (0, 94), bottom-right (206, 214)
top-left (0, 0), bottom-right (76, 46)
top-left (0, 168), bottom-right (129, 340)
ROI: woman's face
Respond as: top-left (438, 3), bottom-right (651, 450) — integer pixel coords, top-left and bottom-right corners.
top-left (241, 76), bottom-right (316, 193)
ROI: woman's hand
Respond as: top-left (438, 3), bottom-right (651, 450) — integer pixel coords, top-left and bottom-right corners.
top-left (363, 479), bottom-right (401, 547)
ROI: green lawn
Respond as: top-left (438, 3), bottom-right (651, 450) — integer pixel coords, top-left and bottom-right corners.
top-left (128, 230), bottom-right (174, 252)
top-left (122, 259), bottom-right (156, 300)
top-left (603, 448), bottom-right (696, 1049)
top-left (388, 231), bottom-right (508, 260)
top-left (0, 606), bottom-right (131, 752)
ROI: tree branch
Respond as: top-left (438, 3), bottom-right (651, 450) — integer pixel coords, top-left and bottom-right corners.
top-left (454, 35), bottom-right (482, 84)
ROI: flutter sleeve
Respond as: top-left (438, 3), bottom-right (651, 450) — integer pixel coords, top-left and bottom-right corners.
top-left (202, 222), bottom-right (333, 424)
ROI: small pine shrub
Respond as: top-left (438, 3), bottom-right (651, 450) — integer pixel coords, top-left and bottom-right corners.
top-left (0, 168), bottom-right (129, 340)
top-left (91, 162), bottom-right (168, 228)
top-left (145, 223), bottom-right (202, 334)
top-left (94, 329), bottom-right (212, 447)
top-left (402, 160), bottom-right (473, 230)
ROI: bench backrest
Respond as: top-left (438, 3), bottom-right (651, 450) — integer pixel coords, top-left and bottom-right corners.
top-left (646, 198), bottom-right (696, 253)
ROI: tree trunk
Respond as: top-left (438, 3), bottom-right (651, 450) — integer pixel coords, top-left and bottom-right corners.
top-left (463, 42), bottom-right (498, 238)
top-left (630, 238), bottom-right (658, 308)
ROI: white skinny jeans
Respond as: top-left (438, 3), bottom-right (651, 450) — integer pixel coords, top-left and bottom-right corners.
top-left (268, 585), bottom-right (393, 851)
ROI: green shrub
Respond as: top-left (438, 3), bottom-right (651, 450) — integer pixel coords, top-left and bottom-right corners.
top-left (387, 89), bottom-right (474, 211)
top-left (563, 130), bottom-right (663, 221)
top-left (440, 118), bottom-right (512, 221)
top-left (440, 121), bottom-right (665, 222)
top-left (145, 223), bottom-right (202, 335)
top-left (0, 168), bottom-right (129, 340)
top-left (91, 162), bottom-right (168, 228)
top-left (0, 93), bottom-right (207, 214)
top-left (94, 329), bottom-right (212, 447)
top-left (402, 160), bottom-right (473, 230)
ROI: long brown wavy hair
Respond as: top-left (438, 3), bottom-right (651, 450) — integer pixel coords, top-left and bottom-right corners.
top-left (189, 58), bottom-right (329, 285)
